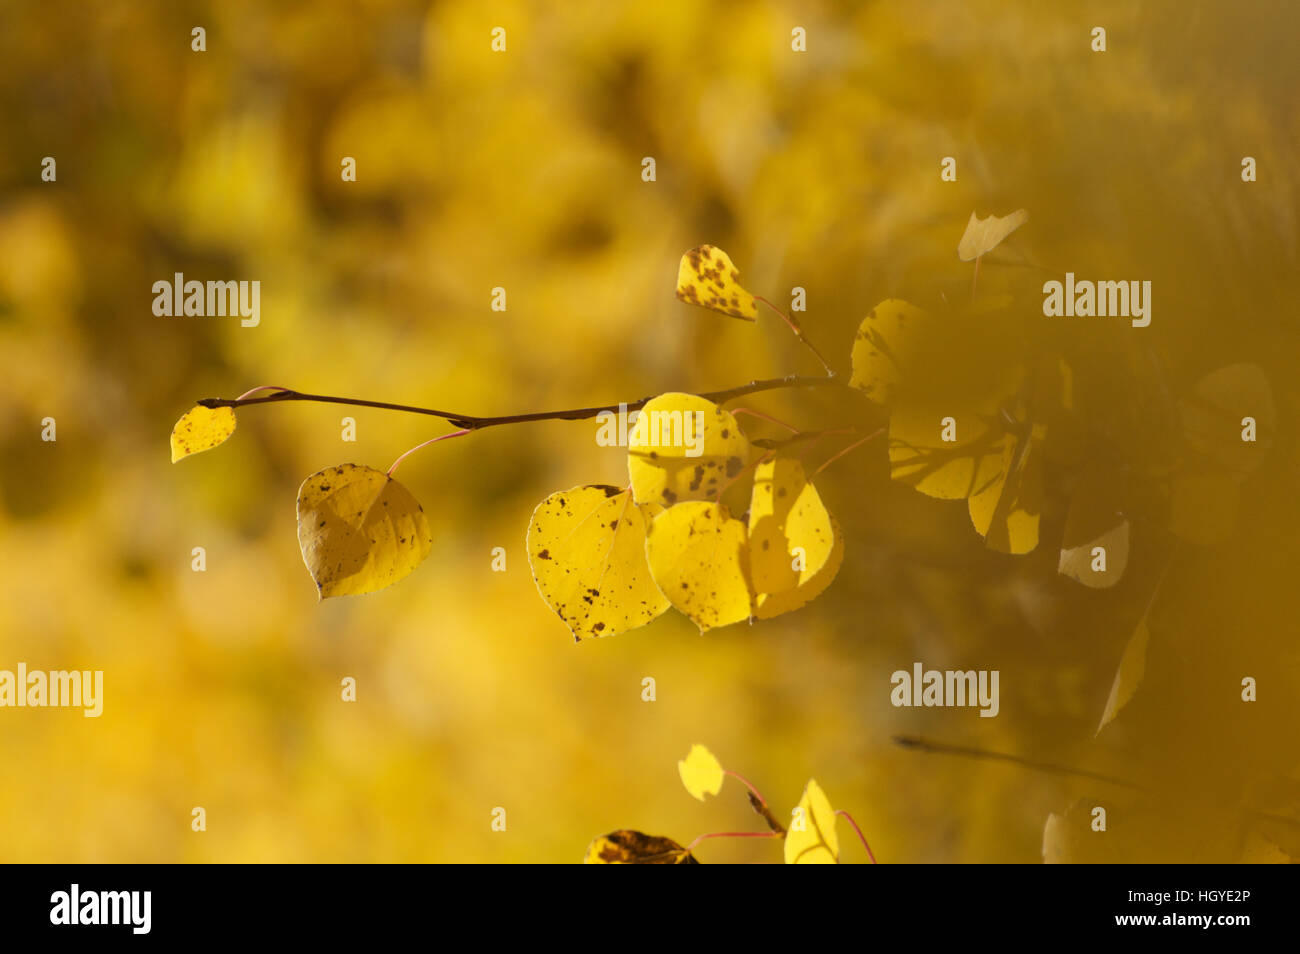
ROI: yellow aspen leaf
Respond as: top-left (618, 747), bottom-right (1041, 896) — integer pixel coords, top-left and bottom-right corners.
top-left (525, 485), bottom-right (669, 641)
top-left (1041, 811), bottom-right (1073, 864)
top-left (957, 208), bottom-right (1028, 261)
top-left (784, 778), bottom-right (839, 864)
top-left (748, 457), bottom-right (834, 596)
top-left (848, 299), bottom-right (929, 405)
top-left (628, 393), bottom-right (752, 507)
top-left (754, 516), bottom-right (844, 620)
top-left (1179, 362), bottom-right (1274, 477)
top-left (645, 501), bottom-right (753, 632)
top-left (296, 464), bottom-right (431, 599)
top-left (675, 244), bottom-right (758, 320)
top-left (888, 402), bottom-right (1006, 501)
top-left (584, 830), bottom-right (699, 864)
top-left (1096, 618), bottom-right (1151, 734)
top-left (170, 404), bottom-right (236, 462)
top-left (1058, 474), bottom-right (1129, 587)
top-left (677, 744), bottom-right (725, 801)
top-left (967, 424), bottom-right (1045, 555)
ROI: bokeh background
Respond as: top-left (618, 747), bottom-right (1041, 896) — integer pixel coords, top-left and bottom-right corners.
top-left (0, 0), bottom-right (1297, 862)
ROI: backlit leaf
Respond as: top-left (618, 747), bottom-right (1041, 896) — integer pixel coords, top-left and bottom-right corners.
top-left (170, 404), bottom-right (236, 462)
top-left (889, 402), bottom-right (1006, 501)
top-left (748, 457), bottom-right (836, 610)
top-left (784, 778), bottom-right (839, 864)
top-left (526, 485), bottom-right (669, 641)
top-left (1096, 618), bottom-right (1151, 734)
top-left (645, 501), bottom-right (753, 632)
top-left (584, 830), bottom-right (699, 864)
top-left (675, 244), bottom-right (758, 320)
top-left (957, 208), bottom-right (1028, 261)
top-left (628, 393), bottom-right (752, 507)
top-left (677, 744), bottom-right (725, 801)
top-left (1180, 362), bottom-right (1274, 477)
top-left (1059, 474), bottom-right (1129, 587)
top-left (753, 516), bottom-right (844, 620)
top-left (296, 464), bottom-right (431, 599)
top-left (848, 299), bottom-right (929, 405)
top-left (967, 424), bottom-right (1045, 555)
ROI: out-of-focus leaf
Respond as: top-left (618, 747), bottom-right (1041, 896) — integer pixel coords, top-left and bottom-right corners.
top-left (1059, 474), bottom-right (1129, 587)
top-left (584, 830), bottom-right (699, 864)
top-left (1097, 618), bottom-right (1151, 734)
top-left (784, 778), bottom-right (839, 864)
top-left (957, 208), bottom-right (1028, 261)
top-left (677, 744), bottom-right (725, 801)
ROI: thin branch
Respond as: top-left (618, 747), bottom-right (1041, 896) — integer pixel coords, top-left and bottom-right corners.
top-left (197, 375), bottom-right (845, 432)
top-left (892, 735), bottom-right (1142, 790)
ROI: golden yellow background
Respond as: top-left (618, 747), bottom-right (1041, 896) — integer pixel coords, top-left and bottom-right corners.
top-left (0, 0), bottom-right (1296, 862)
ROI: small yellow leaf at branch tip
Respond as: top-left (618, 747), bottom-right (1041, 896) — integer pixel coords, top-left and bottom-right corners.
top-left (170, 404), bottom-right (236, 462)
top-left (677, 744), bottom-right (724, 801)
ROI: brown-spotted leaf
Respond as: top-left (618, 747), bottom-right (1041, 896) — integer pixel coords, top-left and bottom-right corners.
top-left (675, 245), bottom-right (758, 320)
top-left (584, 829), bottom-right (699, 864)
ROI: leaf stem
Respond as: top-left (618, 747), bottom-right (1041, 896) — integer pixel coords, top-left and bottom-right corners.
top-left (753, 295), bottom-right (836, 377)
top-left (810, 427), bottom-right (886, 478)
top-left (835, 809), bottom-right (878, 863)
top-left (386, 429), bottom-right (471, 477)
top-left (686, 830), bottom-right (784, 851)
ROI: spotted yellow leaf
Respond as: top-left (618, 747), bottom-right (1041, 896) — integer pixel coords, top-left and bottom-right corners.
top-left (526, 485), bottom-right (669, 641)
top-left (957, 208), bottom-right (1028, 261)
top-left (753, 516), bottom-right (844, 620)
top-left (675, 244), bottom-right (758, 320)
top-left (784, 778), bottom-right (839, 864)
top-left (677, 744), bottom-right (725, 801)
top-left (584, 830), bottom-right (699, 864)
top-left (748, 457), bottom-right (836, 609)
top-left (628, 393), bottom-right (752, 507)
top-left (170, 404), bottom-right (236, 462)
top-left (645, 501), bottom-right (753, 632)
top-left (296, 464), bottom-right (431, 599)
top-left (849, 299), bottom-right (929, 406)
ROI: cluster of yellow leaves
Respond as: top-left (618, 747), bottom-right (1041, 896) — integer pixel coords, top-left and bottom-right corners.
top-left (586, 745), bottom-right (854, 864)
top-left (528, 394), bottom-right (843, 640)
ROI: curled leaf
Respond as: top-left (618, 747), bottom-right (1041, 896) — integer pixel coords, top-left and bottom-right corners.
top-left (957, 208), bottom-right (1028, 261)
top-left (628, 393), bottom-right (752, 507)
top-left (645, 501), bottom-right (753, 632)
top-left (584, 830), bottom-right (699, 864)
top-left (296, 464), bottom-right (431, 598)
top-left (784, 778), bottom-right (839, 864)
top-left (675, 245), bottom-right (758, 320)
top-left (170, 404), bottom-right (236, 462)
top-left (677, 744), bottom-right (725, 801)
top-left (526, 485), bottom-right (669, 641)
